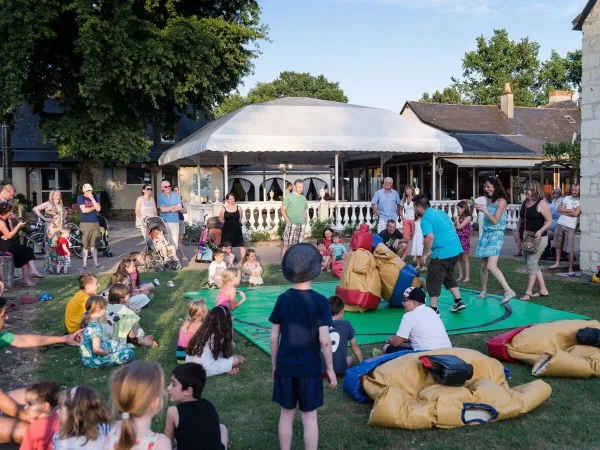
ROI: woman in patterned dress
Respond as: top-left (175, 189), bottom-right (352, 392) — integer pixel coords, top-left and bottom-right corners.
top-left (32, 190), bottom-right (64, 274)
top-left (474, 177), bottom-right (516, 305)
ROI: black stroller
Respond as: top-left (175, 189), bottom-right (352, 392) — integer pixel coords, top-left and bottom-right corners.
top-left (143, 216), bottom-right (182, 271)
top-left (95, 215), bottom-right (113, 257)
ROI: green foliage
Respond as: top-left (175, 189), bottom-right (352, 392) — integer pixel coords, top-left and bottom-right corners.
top-left (0, 1), bottom-right (267, 164)
top-left (249, 230), bottom-right (270, 242)
top-left (214, 71), bottom-right (348, 117)
top-left (421, 30), bottom-right (582, 107)
top-left (276, 220), bottom-right (286, 240)
top-left (184, 223), bottom-right (203, 242)
top-left (542, 141), bottom-right (581, 181)
top-left (342, 221), bottom-right (358, 237)
top-left (310, 218), bottom-right (334, 239)
top-left (13, 193), bottom-right (32, 213)
top-left (65, 204), bottom-right (80, 225)
top-left (370, 223), bottom-right (378, 234)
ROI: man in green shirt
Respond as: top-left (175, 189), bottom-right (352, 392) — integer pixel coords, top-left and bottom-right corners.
top-left (280, 179), bottom-right (309, 259)
top-left (0, 297), bottom-right (83, 445)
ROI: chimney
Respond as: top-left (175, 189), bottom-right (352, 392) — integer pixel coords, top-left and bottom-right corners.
top-left (548, 90), bottom-right (573, 104)
top-left (500, 82), bottom-right (514, 119)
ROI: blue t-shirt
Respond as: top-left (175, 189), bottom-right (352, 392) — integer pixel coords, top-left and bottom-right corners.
top-left (269, 288), bottom-right (332, 377)
top-left (420, 207), bottom-right (463, 260)
top-left (371, 189), bottom-right (401, 222)
top-left (157, 192), bottom-right (182, 223)
top-left (77, 194), bottom-right (100, 223)
top-left (549, 204), bottom-right (561, 232)
top-left (320, 319), bottom-right (355, 375)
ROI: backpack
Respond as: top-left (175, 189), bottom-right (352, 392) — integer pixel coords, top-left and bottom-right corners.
top-left (419, 354), bottom-right (474, 386)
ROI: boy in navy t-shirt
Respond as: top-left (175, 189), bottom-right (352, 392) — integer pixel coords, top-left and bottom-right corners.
top-left (321, 296), bottom-right (364, 375)
top-left (269, 243), bottom-right (336, 450)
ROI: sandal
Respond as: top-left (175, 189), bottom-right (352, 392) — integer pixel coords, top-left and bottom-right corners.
top-left (31, 273), bottom-right (45, 279)
top-left (531, 292), bottom-right (550, 298)
top-left (549, 264), bottom-right (561, 270)
top-left (477, 291), bottom-right (487, 300)
top-left (520, 293), bottom-right (534, 301)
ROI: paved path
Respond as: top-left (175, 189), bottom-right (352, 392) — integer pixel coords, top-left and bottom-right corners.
top-left (30, 221), bottom-right (581, 277)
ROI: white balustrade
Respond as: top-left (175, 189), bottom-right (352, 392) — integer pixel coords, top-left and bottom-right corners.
top-left (185, 203), bottom-right (212, 225)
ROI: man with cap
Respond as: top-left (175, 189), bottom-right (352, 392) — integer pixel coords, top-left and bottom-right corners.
top-left (77, 184), bottom-right (104, 271)
top-left (269, 243), bottom-right (336, 450)
top-left (379, 287), bottom-right (451, 355)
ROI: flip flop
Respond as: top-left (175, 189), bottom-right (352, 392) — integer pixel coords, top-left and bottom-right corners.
top-left (549, 264), bottom-right (561, 270)
top-left (31, 274), bottom-right (45, 279)
top-left (531, 292), bottom-right (550, 298)
top-left (520, 293), bottom-right (534, 301)
top-left (568, 272), bottom-right (577, 277)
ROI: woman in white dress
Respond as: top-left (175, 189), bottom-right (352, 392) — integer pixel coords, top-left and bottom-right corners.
top-left (135, 184), bottom-right (157, 239)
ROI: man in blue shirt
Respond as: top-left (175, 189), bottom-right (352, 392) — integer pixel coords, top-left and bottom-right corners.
top-left (413, 194), bottom-right (466, 314)
top-left (157, 180), bottom-right (183, 248)
top-left (77, 183), bottom-right (104, 271)
top-left (371, 177), bottom-right (401, 233)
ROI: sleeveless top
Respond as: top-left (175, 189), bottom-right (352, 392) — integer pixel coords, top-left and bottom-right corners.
top-left (104, 422), bottom-right (160, 450)
top-left (175, 399), bottom-right (222, 450)
top-left (483, 202), bottom-right (507, 232)
top-left (520, 200), bottom-right (547, 236)
top-left (402, 199), bottom-right (415, 221)
top-left (216, 290), bottom-right (233, 309)
top-left (137, 197), bottom-right (155, 227)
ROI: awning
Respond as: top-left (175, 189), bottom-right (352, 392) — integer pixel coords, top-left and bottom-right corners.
top-left (159, 97), bottom-right (462, 166)
top-left (442, 157), bottom-right (541, 168)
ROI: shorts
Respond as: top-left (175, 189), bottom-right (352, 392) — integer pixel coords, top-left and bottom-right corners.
top-left (273, 375), bottom-right (323, 412)
top-left (80, 222), bottom-right (100, 250)
top-left (179, 220), bottom-right (185, 237)
top-left (384, 344), bottom-right (414, 355)
top-left (554, 224), bottom-right (576, 254)
top-left (58, 255), bottom-right (71, 268)
top-left (283, 223), bottom-right (306, 246)
top-left (426, 255), bottom-right (460, 297)
top-left (525, 235), bottom-right (548, 275)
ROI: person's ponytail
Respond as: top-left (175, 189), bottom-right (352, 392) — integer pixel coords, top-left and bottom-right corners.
top-left (116, 414), bottom-right (136, 450)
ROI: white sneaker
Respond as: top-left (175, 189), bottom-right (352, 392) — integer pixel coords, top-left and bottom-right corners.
top-left (501, 290), bottom-right (516, 305)
top-left (154, 279), bottom-right (160, 286)
top-left (167, 281), bottom-right (175, 287)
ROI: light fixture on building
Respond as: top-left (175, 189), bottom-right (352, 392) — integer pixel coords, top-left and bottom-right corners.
top-left (436, 162), bottom-right (444, 177)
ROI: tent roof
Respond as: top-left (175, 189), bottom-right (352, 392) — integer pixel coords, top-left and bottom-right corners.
top-left (159, 97), bottom-right (462, 166)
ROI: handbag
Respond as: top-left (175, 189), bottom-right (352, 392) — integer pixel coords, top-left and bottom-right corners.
top-left (520, 203), bottom-right (539, 254)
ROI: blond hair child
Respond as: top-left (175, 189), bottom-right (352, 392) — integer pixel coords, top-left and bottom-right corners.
top-left (53, 386), bottom-right (111, 450)
top-left (215, 268), bottom-right (246, 311)
top-left (105, 361), bottom-right (171, 450)
top-left (56, 228), bottom-right (71, 274)
top-left (176, 300), bottom-right (208, 363)
top-left (241, 249), bottom-right (264, 285)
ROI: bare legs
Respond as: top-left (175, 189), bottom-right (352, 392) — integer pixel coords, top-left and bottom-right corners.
top-left (278, 408), bottom-right (318, 450)
top-left (81, 247), bottom-right (99, 268)
top-left (480, 256), bottom-right (514, 296)
top-left (524, 272), bottom-right (549, 298)
top-left (555, 248), bottom-right (576, 274)
top-left (456, 253), bottom-right (470, 282)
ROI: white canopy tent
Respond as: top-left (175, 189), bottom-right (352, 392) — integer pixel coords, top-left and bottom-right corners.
top-left (159, 97), bottom-right (463, 201)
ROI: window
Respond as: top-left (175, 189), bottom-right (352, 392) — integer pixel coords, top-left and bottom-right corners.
top-left (41, 168), bottom-right (74, 204)
top-left (126, 167), bottom-right (152, 185)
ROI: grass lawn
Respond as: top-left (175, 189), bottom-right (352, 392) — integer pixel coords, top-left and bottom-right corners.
top-left (33, 258), bottom-right (600, 450)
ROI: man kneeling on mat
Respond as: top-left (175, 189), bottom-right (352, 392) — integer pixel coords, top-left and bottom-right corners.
top-left (378, 287), bottom-right (452, 355)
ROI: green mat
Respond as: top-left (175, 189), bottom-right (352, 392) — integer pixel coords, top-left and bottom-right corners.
top-left (184, 281), bottom-right (588, 355)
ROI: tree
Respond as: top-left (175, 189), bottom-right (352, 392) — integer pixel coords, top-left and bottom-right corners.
top-left (420, 85), bottom-right (466, 104)
top-left (0, 1), bottom-right (267, 169)
top-left (542, 141), bottom-right (581, 182)
top-left (214, 71), bottom-right (348, 117)
top-left (421, 30), bottom-right (582, 107)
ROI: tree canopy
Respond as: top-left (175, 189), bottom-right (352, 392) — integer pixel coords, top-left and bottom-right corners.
top-left (420, 29), bottom-right (581, 107)
top-left (0, 0), bottom-right (267, 166)
top-left (542, 141), bottom-right (581, 182)
top-left (214, 71), bottom-right (348, 117)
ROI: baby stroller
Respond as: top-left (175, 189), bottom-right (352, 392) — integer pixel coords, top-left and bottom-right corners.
top-left (96, 215), bottom-right (113, 257)
top-left (195, 216), bottom-right (223, 263)
top-left (142, 216), bottom-right (182, 271)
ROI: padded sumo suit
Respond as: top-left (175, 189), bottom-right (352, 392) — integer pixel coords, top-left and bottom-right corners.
top-left (362, 348), bottom-right (552, 429)
top-left (489, 320), bottom-right (600, 378)
top-left (335, 248), bottom-right (382, 312)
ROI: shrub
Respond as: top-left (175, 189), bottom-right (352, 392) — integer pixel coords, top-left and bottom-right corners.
top-left (343, 222), bottom-right (358, 236)
top-left (249, 231), bottom-right (271, 242)
top-left (184, 223), bottom-right (203, 242)
top-left (276, 220), bottom-right (286, 240)
top-left (370, 223), bottom-right (378, 234)
top-left (65, 204), bottom-right (80, 224)
top-left (310, 218), bottom-right (334, 238)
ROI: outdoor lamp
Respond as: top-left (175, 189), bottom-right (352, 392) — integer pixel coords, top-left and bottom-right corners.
top-left (436, 163), bottom-right (444, 177)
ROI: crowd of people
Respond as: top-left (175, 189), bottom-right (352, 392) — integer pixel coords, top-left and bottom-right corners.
top-left (0, 175), bottom-right (583, 450)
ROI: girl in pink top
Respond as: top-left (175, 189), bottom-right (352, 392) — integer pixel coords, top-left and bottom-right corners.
top-left (215, 268), bottom-right (246, 311)
top-left (176, 299), bottom-right (207, 363)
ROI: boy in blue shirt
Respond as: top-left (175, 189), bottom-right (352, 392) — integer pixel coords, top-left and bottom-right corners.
top-left (269, 243), bottom-right (336, 450)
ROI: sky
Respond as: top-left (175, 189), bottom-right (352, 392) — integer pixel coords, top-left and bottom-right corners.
top-left (236, 0), bottom-right (588, 112)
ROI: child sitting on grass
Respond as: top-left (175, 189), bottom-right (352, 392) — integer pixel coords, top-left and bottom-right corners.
top-left (269, 243), bottom-right (336, 450)
top-left (221, 241), bottom-right (236, 268)
top-left (165, 363), bottom-right (228, 450)
top-left (79, 296), bottom-right (134, 368)
top-left (115, 258), bottom-right (155, 296)
top-left (107, 283), bottom-right (157, 348)
top-left (329, 232), bottom-right (347, 261)
top-left (185, 306), bottom-right (246, 376)
top-left (321, 296), bottom-right (363, 375)
top-left (176, 299), bottom-right (208, 363)
top-left (317, 239), bottom-right (332, 272)
top-left (216, 268), bottom-right (247, 312)
top-left (64, 274), bottom-right (98, 334)
top-left (241, 249), bottom-right (264, 285)
top-left (52, 386), bottom-right (111, 450)
top-left (20, 381), bottom-right (60, 450)
top-left (105, 272), bottom-right (151, 311)
top-left (203, 249), bottom-right (226, 289)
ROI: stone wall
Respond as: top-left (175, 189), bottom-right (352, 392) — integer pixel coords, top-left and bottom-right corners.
top-left (580, 3), bottom-right (600, 275)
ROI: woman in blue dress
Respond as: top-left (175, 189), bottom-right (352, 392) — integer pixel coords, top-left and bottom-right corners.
top-left (79, 296), bottom-right (134, 368)
top-left (474, 177), bottom-right (516, 305)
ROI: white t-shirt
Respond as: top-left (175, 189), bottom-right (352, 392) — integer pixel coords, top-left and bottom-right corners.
top-left (396, 304), bottom-right (452, 351)
top-left (53, 424), bottom-right (110, 450)
top-left (402, 200), bottom-right (415, 221)
top-left (186, 339), bottom-right (233, 376)
top-left (208, 261), bottom-right (227, 285)
top-left (557, 195), bottom-right (581, 229)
